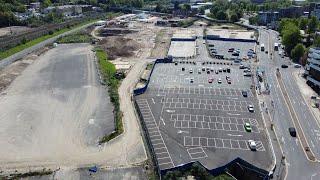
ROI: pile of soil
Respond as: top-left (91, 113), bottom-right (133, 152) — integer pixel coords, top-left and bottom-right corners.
top-left (98, 37), bottom-right (140, 60)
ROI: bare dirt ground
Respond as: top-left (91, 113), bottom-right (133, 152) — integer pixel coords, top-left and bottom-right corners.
top-left (149, 28), bottom-right (172, 58)
top-left (98, 36), bottom-right (140, 60)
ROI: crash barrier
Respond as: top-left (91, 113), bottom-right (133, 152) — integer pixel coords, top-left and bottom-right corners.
top-left (133, 57), bottom-right (173, 96)
top-left (206, 35), bottom-right (257, 43)
top-left (160, 158), bottom-right (270, 180)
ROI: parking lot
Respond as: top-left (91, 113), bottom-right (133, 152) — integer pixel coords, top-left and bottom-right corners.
top-left (207, 40), bottom-right (256, 60)
top-left (136, 61), bottom-right (272, 171)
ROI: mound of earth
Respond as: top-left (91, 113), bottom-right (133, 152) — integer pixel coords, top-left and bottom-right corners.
top-left (98, 37), bottom-right (140, 60)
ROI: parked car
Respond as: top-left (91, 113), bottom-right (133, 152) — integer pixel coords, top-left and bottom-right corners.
top-left (244, 73), bottom-right (252, 77)
top-left (208, 78), bottom-right (213, 83)
top-left (281, 64), bottom-right (288, 68)
top-left (248, 105), bottom-right (254, 112)
top-left (218, 78), bottom-right (222, 84)
top-left (227, 68), bottom-right (231, 73)
top-left (294, 64), bottom-right (301, 68)
top-left (242, 90), bottom-right (248, 97)
top-left (175, 62), bottom-right (178, 65)
top-left (240, 65), bottom-right (245, 69)
top-left (182, 67), bottom-right (185, 71)
top-left (219, 68), bottom-right (223, 72)
top-left (248, 140), bottom-right (257, 151)
top-left (190, 78), bottom-right (194, 83)
top-left (189, 69), bottom-right (193, 73)
top-left (198, 69), bottom-right (201, 74)
top-left (289, 127), bottom-right (296, 137)
top-left (244, 123), bottom-right (252, 132)
top-left (228, 48), bottom-right (235, 52)
top-left (215, 70), bottom-right (219, 74)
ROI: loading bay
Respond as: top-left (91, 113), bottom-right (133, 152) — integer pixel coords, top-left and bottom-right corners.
top-left (135, 40), bottom-right (273, 172)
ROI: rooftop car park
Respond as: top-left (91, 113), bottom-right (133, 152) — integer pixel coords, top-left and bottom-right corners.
top-left (135, 60), bottom-right (272, 172)
top-left (207, 40), bottom-right (256, 60)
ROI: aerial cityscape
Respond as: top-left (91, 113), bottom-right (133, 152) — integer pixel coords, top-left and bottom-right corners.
top-left (0, 0), bottom-right (320, 179)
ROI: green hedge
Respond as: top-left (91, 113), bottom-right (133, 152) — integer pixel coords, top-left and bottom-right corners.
top-left (96, 48), bottom-right (123, 144)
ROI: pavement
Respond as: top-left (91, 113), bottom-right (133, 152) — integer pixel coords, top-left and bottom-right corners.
top-left (135, 26), bottom-right (274, 174)
top-left (257, 28), bottom-right (320, 180)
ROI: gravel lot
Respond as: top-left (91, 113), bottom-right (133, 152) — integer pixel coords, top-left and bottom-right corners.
top-left (0, 44), bottom-right (114, 164)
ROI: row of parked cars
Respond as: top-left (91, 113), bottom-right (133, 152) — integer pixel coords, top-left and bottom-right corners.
top-left (240, 64), bottom-right (253, 77)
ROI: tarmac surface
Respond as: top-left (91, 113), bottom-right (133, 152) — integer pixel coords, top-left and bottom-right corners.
top-left (207, 40), bottom-right (255, 60)
top-left (135, 57), bottom-right (272, 171)
top-left (0, 44), bottom-right (114, 164)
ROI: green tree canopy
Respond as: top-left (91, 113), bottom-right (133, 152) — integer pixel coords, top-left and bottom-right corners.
top-left (299, 18), bottom-right (308, 30)
top-left (216, 10), bottom-right (227, 20)
top-left (308, 16), bottom-right (318, 33)
top-left (291, 43), bottom-right (305, 62)
top-left (281, 22), bottom-right (301, 54)
top-left (230, 13), bottom-right (239, 22)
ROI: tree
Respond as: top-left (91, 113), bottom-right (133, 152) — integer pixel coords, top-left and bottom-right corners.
top-left (216, 10), bottom-right (227, 20)
top-left (308, 16), bottom-right (318, 33)
top-left (41, 0), bottom-right (52, 8)
top-left (282, 22), bottom-right (301, 54)
top-left (299, 18), bottom-right (308, 30)
top-left (313, 36), bottom-right (320, 47)
top-left (181, 4), bottom-right (191, 11)
top-left (230, 13), bottom-right (239, 22)
top-left (249, 16), bottom-right (258, 25)
top-left (291, 43), bottom-right (305, 62)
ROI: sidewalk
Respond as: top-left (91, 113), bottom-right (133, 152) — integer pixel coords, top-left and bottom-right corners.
top-left (293, 70), bottom-right (320, 125)
top-left (257, 90), bottom-right (287, 179)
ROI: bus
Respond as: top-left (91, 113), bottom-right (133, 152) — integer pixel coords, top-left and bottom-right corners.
top-left (274, 43), bottom-right (279, 51)
top-left (261, 44), bottom-right (265, 51)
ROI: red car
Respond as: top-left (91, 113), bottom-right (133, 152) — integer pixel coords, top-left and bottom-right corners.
top-left (208, 78), bottom-right (213, 83)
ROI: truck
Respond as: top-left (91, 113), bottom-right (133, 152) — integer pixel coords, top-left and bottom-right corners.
top-left (261, 43), bottom-right (265, 51)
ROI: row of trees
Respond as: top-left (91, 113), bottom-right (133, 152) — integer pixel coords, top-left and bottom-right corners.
top-left (209, 0), bottom-right (243, 22)
top-left (280, 16), bottom-right (320, 62)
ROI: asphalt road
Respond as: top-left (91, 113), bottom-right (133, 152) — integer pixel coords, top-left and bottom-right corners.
top-left (258, 29), bottom-right (320, 180)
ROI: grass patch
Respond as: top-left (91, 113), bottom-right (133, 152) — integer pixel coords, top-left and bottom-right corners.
top-left (0, 19), bottom-right (96, 60)
top-left (177, 18), bottom-right (197, 28)
top-left (146, 63), bottom-right (154, 70)
top-left (57, 30), bottom-right (93, 44)
top-left (95, 48), bottom-right (123, 144)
